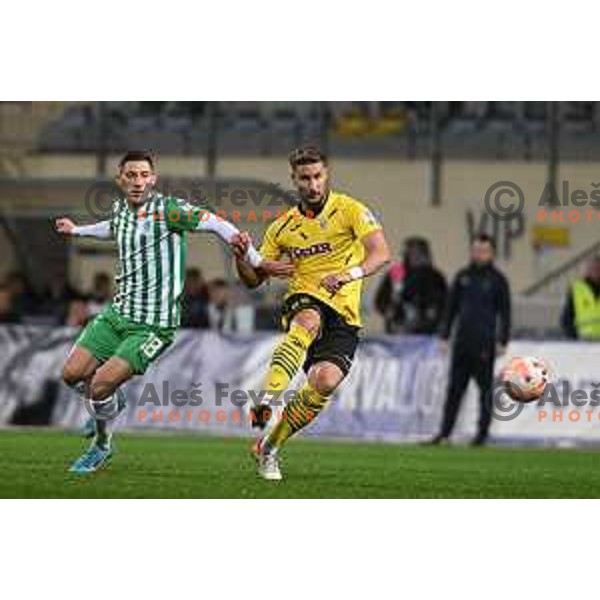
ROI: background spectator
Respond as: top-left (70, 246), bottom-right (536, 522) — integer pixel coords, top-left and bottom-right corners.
top-left (181, 268), bottom-right (209, 329)
top-left (431, 234), bottom-right (511, 447)
top-left (65, 298), bottom-right (90, 327)
top-left (0, 284), bottom-right (19, 324)
top-left (5, 271), bottom-right (38, 320)
top-left (207, 279), bottom-right (233, 331)
top-left (87, 272), bottom-right (112, 318)
top-left (561, 256), bottom-right (600, 341)
top-left (207, 279), bottom-right (254, 333)
top-left (42, 272), bottom-right (79, 324)
top-left (375, 237), bottom-right (447, 334)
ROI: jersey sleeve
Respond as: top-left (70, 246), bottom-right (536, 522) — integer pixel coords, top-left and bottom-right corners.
top-left (165, 197), bottom-right (213, 233)
top-left (72, 220), bottom-right (113, 240)
top-left (345, 198), bottom-right (382, 240)
top-left (259, 222), bottom-right (283, 261)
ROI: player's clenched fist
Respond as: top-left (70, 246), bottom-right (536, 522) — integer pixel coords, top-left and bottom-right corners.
top-left (230, 231), bottom-right (253, 259)
top-left (231, 232), bottom-right (294, 279)
top-left (55, 218), bottom-right (76, 235)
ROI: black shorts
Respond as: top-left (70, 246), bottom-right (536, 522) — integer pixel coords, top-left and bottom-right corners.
top-left (280, 293), bottom-right (361, 377)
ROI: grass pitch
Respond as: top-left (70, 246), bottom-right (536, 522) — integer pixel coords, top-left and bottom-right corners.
top-left (1, 429), bottom-right (599, 498)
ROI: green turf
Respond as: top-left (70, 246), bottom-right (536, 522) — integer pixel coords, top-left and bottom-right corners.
top-left (1, 429), bottom-right (600, 498)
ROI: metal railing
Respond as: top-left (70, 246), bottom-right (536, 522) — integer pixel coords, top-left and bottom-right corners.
top-left (523, 239), bottom-right (600, 297)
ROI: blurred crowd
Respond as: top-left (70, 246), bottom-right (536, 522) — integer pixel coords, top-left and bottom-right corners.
top-left (0, 270), bottom-right (112, 326)
top-left (0, 267), bottom-right (283, 332)
top-left (179, 268), bottom-right (282, 332)
top-left (1, 240), bottom-right (599, 341)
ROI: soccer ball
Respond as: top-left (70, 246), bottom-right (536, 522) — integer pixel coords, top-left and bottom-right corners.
top-left (500, 356), bottom-right (552, 403)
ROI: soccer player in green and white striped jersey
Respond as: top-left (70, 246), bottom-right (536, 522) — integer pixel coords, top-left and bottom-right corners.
top-left (55, 151), bottom-right (292, 474)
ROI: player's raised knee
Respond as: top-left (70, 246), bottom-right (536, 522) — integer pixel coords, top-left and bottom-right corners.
top-left (62, 363), bottom-right (84, 388)
top-left (62, 346), bottom-right (98, 388)
top-left (294, 309), bottom-right (321, 336)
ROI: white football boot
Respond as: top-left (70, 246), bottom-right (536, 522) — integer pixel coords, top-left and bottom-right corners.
top-left (252, 439), bottom-right (283, 482)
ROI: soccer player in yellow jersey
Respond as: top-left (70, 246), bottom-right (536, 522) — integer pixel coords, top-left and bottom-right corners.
top-left (234, 146), bottom-right (391, 481)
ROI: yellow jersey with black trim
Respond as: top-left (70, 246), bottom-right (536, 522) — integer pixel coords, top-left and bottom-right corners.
top-left (260, 191), bottom-right (382, 327)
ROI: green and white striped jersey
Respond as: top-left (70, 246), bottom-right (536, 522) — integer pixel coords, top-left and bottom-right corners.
top-left (109, 193), bottom-right (211, 329)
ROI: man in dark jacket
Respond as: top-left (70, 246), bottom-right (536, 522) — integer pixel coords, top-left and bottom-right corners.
top-left (431, 234), bottom-right (511, 446)
top-left (561, 256), bottom-right (600, 340)
top-left (375, 237), bottom-right (447, 334)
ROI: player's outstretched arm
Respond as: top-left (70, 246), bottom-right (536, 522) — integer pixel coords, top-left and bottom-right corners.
top-left (54, 218), bottom-right (112, 239)
top-left (166, 200), bottom-right (293, 282)
top-left (235, 256), bottom-right (266, 289)
top-left (195, 212), bottom-right (265, 267)
top-left (231, 232), bottom-right (294, 289)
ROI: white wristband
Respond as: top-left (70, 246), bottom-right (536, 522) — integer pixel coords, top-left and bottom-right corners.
top-left (246, 246), bottom-right (263, 268)
top-left (348, 266), bottom-right (365, 281)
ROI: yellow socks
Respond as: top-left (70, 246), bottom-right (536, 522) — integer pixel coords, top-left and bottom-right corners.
top-left (262, 322), bottom-right (316, 400)
top-left (264, 383), bottom-right (331, 452)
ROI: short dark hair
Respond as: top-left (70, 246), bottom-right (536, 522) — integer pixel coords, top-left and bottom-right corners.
top-left (93, 272), bottom-right (111, 284)
top-left (209, 278), bottom-right (229, 291)
top-left (119, 150), bottom-right (155, 170)
top-left (473, 233), bottom-right (496, 251)
top-left (186, 268), bottom-right (203, 279)
top-left (288, 146), bottom-right (328, 170)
